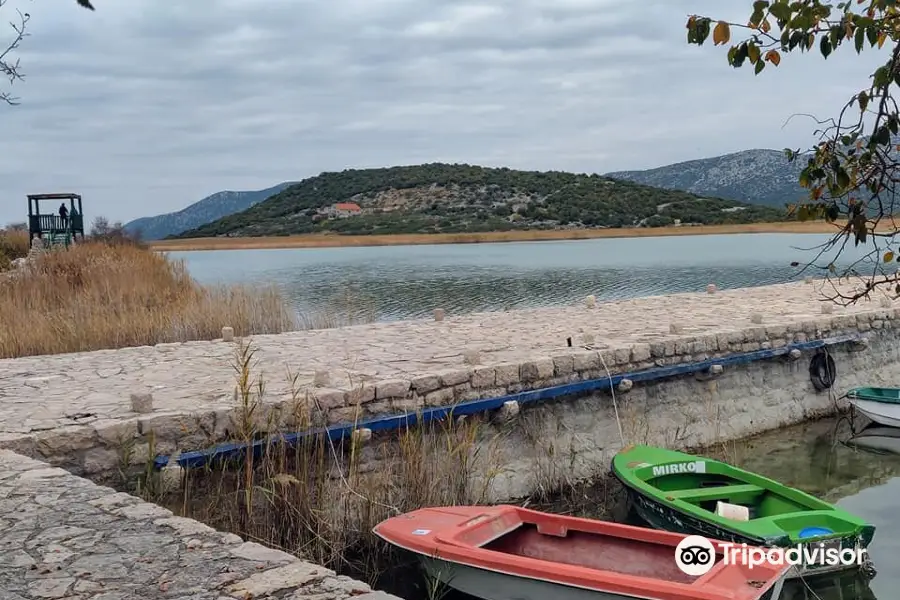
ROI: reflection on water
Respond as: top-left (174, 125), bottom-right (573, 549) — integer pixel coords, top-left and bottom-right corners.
top-left (171, 233), bottom-right (873, 322)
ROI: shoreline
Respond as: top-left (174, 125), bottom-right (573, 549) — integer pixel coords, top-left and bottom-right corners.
top-left (146, 220), bottom-right (845, 252)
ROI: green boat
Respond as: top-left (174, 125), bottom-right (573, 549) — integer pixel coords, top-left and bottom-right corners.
top-left (612, 445), bottom-right (876, 576)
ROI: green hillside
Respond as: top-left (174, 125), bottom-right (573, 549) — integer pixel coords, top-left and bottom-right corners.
top-left (175, 163), bottom-right (789, 238)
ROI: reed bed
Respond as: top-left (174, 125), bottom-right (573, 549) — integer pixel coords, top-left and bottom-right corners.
top-left (0, 238), bottom-right (297, 358)
top-left (123, 341), bottom-right (629, 595)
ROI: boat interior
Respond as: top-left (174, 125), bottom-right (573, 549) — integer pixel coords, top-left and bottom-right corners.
top-left (451, 509), bottom-right (704, 585)
top-left (645, 470), bottom-right (851, 540)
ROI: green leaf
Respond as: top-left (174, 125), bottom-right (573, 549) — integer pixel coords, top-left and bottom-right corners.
top-left (755, 59), bottom-right (765, 75)
top-left (867, 26), bottom-right (878, 47)
top-left (859, 90), bottom-right (869, 112)
top-left (885, 251), bottom-right (895, 263)
top-left (820, 35), bottom-right (832, 58)
top-left (855, 26), bottom-right (865, 52)
top-left (770, 1), bottom-right (792, 21)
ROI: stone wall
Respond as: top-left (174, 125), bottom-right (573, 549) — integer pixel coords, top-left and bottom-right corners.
top-left (4, 307), bottom-right (897, 485)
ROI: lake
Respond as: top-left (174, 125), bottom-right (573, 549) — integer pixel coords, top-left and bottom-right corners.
top-left (170, 232), bottom-right (875, 323)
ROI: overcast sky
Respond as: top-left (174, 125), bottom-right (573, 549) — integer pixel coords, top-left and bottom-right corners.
top-left (0, 0), bottom-right (889, 225)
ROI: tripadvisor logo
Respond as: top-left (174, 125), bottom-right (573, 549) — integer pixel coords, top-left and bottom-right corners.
top-left (674, 535), bottom-right (868, 576)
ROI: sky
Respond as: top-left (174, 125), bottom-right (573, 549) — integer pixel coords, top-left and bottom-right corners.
top-left (0, 0), bottom-right (891, 226)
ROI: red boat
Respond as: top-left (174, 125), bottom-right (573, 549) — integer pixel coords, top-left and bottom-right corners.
top-left (374, 505), bottom-right (790, 600)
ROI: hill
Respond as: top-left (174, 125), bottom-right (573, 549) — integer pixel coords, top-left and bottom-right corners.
top-left (123, 182), bottom-right (297, 240)
top-left (605, 149), bottom-right (806, 208)
top-left (173, 163), bottom-right (788, 239)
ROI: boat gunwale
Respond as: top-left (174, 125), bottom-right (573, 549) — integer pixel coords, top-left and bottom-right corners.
top-left (373, 505), bottom-right (790, 600)
top-left (611, 446), bottom-right (870, 545)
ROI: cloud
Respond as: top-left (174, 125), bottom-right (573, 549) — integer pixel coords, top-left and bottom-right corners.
top-left (0, 0), bottom-right (891, 224)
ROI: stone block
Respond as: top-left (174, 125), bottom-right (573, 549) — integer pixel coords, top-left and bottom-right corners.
top-left (471, 367), bottom-right (497, 389)
top-left (130, 393), bottom-right (153, 414)
top-left (494, 363), bottom-right (521, 386)
top-left (327, 406), bottom-right (364, 425)
top-left (630, 344), bottom-right (651, 362)
top-left (92, 419), bottom-right (139, 446)
top-left (613, 347), bottom-right (631, 365)
top-left (433, 308), bottom-right (445, 321)
top-left (375, 379), bottom-right (411, 399)
top-left (312, 388), bottom-right (346, 410)
top-left (410, 375), bottom-right (441, 394)
top-left (617, 379), bottom-right (634, 393)
top-left (750, 313), bottom-right (764, 324)
top-left (520, 358), bottom-right (554, 382)
top-left (571, 350), bottom-right (600, 372)
top-left (708, 364), bottom-right (724, 375)
top-left (552, 354), bottom-right (575, 376)
top-left (424, 387), bottom-right (455, 406)
top-left (440, 370), bottom-right (471, 386)
top-left (669, 323), bottom-right (684, 334)
top-left (585, 294), bottom-right (597, 308)
top-left (346, 385), bottom-right (376, 405)
top-left (221, 326), bottom-right (234, 342)
top-left (706, 283), bottom-right (717, 294)
top-left (35, 426), bottom-right (98, 457)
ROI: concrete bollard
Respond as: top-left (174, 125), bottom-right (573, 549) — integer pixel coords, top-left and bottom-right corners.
top-left (586, 295), bottom-right (597, 308)
top-left (499, 400), bottom-right (520, 420)
top-left (821, 304), bottom-right (834, 314)
top-left (130, 393), bottom-right (154, 414)
top-left (313, 370), bottom-right (331, 387)
top-left (750, 313), bottom-right (764, 324)
top-left (789, 349), bottom-right (802, 360)
top-left (221, 326), bottom-right (234, 342)
top-left (617, 378), bottom-right (634, 393)
top-left (160, 464), bottom-right (184, 493)
top-left (881, 296), bottom-right (892, 308)
top-left (351, 428), bottom-right (372, 444)
top-left (709, 364), bottom-right (724, 375)
top-left (433, 308), bottom-right (445, 322)
top-left (463, 349), bottom-right (481, 365)
top-left (706, 284), bottom-right (717, 294)
top-left (669, 323), bottom-right (684, 334)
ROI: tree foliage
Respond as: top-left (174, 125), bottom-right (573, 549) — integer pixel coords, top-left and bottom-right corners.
top-left (2, 0), bottom-right (94, 105)
top-left (687, 0), bottom-right (900, 304)
top-left (176, 163), bottom-right (788, 238)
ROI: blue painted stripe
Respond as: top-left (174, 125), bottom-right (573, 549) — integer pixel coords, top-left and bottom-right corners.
top-left (152, 333), bottom-right (863, 471)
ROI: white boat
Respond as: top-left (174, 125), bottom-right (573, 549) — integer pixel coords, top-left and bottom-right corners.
top-left (847, 387), bottom-right (900, 428)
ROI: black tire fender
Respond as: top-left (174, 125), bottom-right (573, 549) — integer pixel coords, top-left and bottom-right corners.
top-left (809, 351), bottom-right (836, 391)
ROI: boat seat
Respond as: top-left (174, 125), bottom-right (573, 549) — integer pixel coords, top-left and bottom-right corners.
top-left (665, 483), bottom-right (765, 502)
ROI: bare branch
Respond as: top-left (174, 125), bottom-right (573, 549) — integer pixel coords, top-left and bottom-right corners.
top-left (0, 0), bottom-right (30, 106)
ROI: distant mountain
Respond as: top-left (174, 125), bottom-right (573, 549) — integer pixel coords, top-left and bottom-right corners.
top-left (173, 163), bottom-right (788, 239)
top-left (606, 149), bottom-right (806, 208)
top-left (123, 182), bottom-right (297, 240)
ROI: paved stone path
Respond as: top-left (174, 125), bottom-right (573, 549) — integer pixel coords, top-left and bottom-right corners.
top-left (0, 450), bottom-right (401, 600)
top-left (0, 279), bottom-right (891, 441)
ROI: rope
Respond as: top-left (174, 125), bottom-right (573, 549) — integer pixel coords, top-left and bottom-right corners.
top-left (597, 347), bottom-right (626, 448)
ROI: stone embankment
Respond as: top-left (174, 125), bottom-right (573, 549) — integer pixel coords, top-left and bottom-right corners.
top-left (0, 279), bottom-right (895, 477)
top-left (0, 450), bottom-right (399, 600)
top-left (1, 279), bottom-right (899, 598)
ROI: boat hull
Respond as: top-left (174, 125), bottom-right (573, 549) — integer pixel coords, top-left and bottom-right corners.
top-left (421, 556), bottom-right (648, 600)
top-left (848, 397), bottom-right (900, 428)
top-left (626, 488), bottom-right (865, 579)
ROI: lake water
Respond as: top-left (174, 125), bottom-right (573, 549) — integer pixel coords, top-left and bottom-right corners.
top-left (170, 233), bottom-right (876, 323)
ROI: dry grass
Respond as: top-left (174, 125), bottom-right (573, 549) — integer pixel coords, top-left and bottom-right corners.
top-left (148, 220), bottom-right (857, 252)
top-left (0, 240), bottom-right (297, 358)
top-left (0, 227), bottom-right (29, 269)
top-left (130, 341), bottom-right (501, 594)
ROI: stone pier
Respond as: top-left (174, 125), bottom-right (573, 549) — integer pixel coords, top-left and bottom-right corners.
top-left (2, 279), bottom-right (900, 598)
